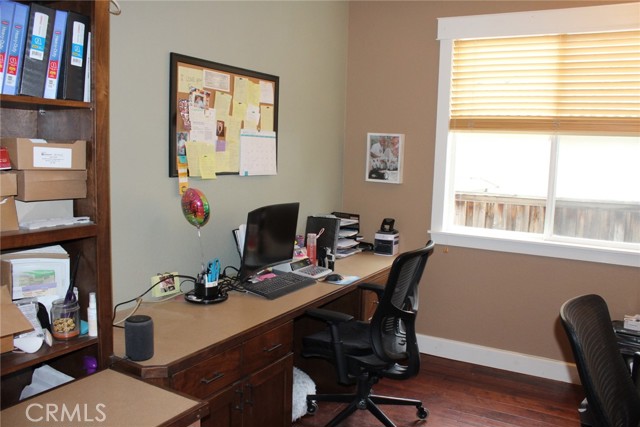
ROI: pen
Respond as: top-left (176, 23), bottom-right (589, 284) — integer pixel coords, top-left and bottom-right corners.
top-left (207, 258), bottom-right (220, 283)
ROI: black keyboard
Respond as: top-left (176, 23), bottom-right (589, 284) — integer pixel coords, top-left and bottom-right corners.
top-left (243, 273), bottom-right (316, 299)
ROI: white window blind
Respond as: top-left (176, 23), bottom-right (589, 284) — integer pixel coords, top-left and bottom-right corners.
top-left (450, 30), bottom-right (640, 135)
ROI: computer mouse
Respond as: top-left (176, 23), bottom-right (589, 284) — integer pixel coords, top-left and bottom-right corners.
top-left (325, 273), bottom-right (344, 282)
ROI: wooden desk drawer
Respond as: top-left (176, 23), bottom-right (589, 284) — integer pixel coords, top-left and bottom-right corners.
top-left (172, 346), bottom-right (242, 399)
top-left (243, 322), bottom-right (292, 375)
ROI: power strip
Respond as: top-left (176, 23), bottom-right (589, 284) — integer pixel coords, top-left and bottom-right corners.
top-left (150, 272), bottom-right (181, 298)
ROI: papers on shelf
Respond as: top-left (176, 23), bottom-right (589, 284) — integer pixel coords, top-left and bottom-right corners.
top-left (338, 229), bottom-right (358, 238)
top-left (337, 238), bottom-right (359, 249)
top-left (339, 218), bottom-right (358, 227)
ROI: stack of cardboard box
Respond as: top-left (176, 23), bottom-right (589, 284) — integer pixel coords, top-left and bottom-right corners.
top-left (0, 138), bottom-right (87, 230)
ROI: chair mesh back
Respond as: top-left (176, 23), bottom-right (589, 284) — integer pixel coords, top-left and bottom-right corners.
top-left (560, 294), bottom-right (640, 427)
top-left (371, 242), bottom-right (434, 372)
top-left (390, 256), bottom-right (421, 312)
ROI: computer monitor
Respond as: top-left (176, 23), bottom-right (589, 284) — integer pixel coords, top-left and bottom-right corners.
top-left (238, 202), bottom-right (300, 283)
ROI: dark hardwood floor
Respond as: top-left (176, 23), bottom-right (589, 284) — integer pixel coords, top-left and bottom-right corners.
top-left (293, 354), bottom-right (583, 427)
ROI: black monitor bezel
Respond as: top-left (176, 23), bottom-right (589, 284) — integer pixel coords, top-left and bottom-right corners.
top-left (238, 202), bottom-right (300, 283)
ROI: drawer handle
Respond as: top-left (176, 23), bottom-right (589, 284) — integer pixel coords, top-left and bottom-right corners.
top-left (200, 372), bottom-right (224, 384)
top-left (263, 343), bottom-right (283, 353)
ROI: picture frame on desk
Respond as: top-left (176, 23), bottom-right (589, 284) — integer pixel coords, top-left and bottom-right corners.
top-left (365, 133), bottom-right (404, 184)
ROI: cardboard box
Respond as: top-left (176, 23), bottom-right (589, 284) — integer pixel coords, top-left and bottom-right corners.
top-left (16, 170), bottom-right (87, 201)
top-left (0, 196), bottom-right (19, 231)
top-left (1, 246), bottom-right (69, 300)
top-left (0, 138), bottom-right (86, 170)
top-left (0, 171), bottom-right (17, 196)
top-left (0, 285), bottom-right (34, 353)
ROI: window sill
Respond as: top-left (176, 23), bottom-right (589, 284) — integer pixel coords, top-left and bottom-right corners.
top-left (431, 228), bottom-right (640, 267)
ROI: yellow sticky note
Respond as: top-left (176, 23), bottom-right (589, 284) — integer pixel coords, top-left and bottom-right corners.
top-left (200, 154), bottom-right (217, 179)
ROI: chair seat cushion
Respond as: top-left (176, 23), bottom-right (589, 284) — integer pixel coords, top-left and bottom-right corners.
top-left (302, 320), bottom-right (372, 357)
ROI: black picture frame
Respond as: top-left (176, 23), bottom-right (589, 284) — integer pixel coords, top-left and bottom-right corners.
top-left (169, 53), bottom-right (279, 177)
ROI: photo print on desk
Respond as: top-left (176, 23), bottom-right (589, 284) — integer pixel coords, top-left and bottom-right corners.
top-left (365, 133), bottom-right (404, 184)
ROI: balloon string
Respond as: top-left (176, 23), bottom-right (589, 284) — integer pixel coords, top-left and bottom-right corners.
top-left (198, 227), bottom-right (206, 271)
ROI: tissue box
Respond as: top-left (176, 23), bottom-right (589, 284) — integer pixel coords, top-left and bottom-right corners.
top-left (1, 246), bottom-right (69, 300)
top-left (623, 315), bottom-right (640, 332)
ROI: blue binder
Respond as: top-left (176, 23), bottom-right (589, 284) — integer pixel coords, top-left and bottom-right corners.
top-left (2, 2), bottom-right (29, 95)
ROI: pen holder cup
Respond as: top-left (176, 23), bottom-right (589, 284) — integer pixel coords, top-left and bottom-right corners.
top-left (195, 280), bottom-right (220, 300)
top-left (50, 299), bottom-right (80, 340)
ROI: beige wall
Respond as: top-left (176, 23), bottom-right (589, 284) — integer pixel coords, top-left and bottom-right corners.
top-left (344, 1), bottom-right (640, 361)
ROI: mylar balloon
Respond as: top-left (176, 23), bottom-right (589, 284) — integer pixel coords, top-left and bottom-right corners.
top-left (181, 188), bottom-right (210, 228)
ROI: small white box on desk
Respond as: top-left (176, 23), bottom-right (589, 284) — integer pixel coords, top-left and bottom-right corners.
top-left (623, 315), bottom-right (640, 332)
top-left (374, 232), bottom-right (399, 256)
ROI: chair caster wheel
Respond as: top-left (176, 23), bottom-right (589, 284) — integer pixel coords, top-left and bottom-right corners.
top-left (417, 406), bottom-right (429, 420)
top-left (307, 400), bottom-right (318, 414)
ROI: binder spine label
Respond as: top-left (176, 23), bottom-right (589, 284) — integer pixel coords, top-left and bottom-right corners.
top-left (0, 19), bottom-right (10, 75)
top-left (44, 11), bottom-right (67, 99)
top-left (0, 19), bottom-right (10, 72)
top-left (4, 26), bottom-right (24, 90)
top-left (28, 12), bottom-right (49, 61)
top-left (0, 2), bottom-right (15, 91)
top-left (70, 21), bottom-right (85, 67)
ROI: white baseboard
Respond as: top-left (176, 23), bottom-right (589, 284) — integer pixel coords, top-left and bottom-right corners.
top-left (417, 334), bottom-right (580, 384)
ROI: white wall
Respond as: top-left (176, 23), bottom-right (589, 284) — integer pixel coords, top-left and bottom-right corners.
top-left (109, 1), bottom-right (349, 303)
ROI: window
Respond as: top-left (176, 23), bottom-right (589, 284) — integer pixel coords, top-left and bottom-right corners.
top-left (432, 4), bottom-right (640, 266)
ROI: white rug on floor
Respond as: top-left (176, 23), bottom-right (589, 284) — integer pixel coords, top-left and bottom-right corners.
top-left (292, 367), bottom-right (316, 421)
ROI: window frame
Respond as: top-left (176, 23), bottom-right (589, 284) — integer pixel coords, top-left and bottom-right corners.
top-left (431, 3), bottom-right (640, 267)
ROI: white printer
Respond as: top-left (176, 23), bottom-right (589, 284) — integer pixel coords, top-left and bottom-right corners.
top-left (374, 218), bottom-right (399, 256)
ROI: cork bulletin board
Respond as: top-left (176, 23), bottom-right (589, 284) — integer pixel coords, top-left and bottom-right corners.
top-left (169, 53), bottom-right (279, 178)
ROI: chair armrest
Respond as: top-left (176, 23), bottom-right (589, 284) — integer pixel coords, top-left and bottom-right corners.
top-left (304, 308), bottom-right (354, 384)
top-left (305, 308), bottom-right (353, 325)
top-left (358, 282), bottom-right (385, 299)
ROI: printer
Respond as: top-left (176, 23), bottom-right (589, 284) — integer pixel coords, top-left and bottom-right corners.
top-left (374, 218), bottom-right (399, 256)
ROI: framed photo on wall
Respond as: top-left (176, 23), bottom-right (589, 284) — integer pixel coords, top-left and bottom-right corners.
top-left (365, 133), bottom-right (404, 184)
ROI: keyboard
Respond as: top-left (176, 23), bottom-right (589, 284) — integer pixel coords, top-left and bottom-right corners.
top-left (243, 273), bottom-right (316, 299)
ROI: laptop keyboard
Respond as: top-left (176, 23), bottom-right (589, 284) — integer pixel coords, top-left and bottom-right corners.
top-left (243, 273), bottom-right (316, 299)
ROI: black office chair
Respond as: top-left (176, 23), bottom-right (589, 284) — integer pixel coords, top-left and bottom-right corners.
top-left (560, 294), bottom-right (640, 427)
top-left (302, 241), bottom-right (435, 427)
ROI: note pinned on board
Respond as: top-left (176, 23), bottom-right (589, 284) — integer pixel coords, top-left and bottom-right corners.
top-left (239, 130), bottom-right (277, 176)
top-left (200, 154), bottom-right (217, 179)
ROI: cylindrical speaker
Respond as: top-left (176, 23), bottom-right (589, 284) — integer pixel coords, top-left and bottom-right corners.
top-left (124, 315), bottom-right (154, 361)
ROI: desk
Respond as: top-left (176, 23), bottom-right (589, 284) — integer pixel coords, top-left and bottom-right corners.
top-left (111, 253), bottom-right (394, 427)
top-left (0, 369), bottom-right (207, 427)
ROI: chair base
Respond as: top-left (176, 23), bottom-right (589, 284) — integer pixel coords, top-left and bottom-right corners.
top-left (578, 398), bottom-right (595, 427)
top-left (306, 374), bottom-right (428, 427)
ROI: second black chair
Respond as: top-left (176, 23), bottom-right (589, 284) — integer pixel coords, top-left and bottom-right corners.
top-left (302, 241), bottom-right (435, 427)
top-left (560, 294), bottom-right (640, 427)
